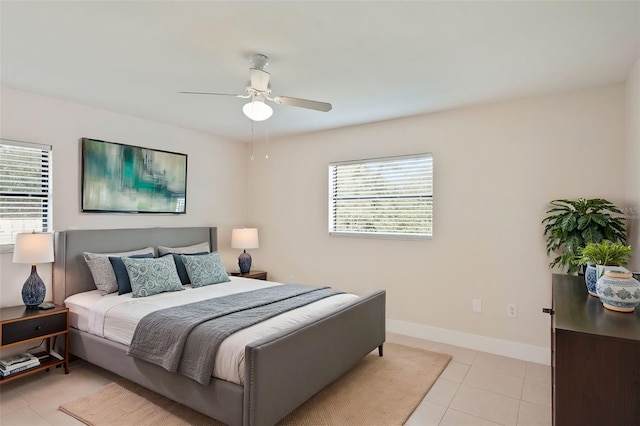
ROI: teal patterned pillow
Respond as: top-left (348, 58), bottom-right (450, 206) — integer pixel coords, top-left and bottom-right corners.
top-left (122, 255), bottom-right (184, 298)
top-left (181, 251), bottom-right (230, 288)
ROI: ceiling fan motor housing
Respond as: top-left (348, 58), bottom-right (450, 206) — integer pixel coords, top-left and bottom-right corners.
top-left (249, 68), bottom-right (270, 93)
top-left (250, 53), bottom-right (269, 70)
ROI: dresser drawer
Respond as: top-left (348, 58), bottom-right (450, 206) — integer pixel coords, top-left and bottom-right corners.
top-left (1, 312), bottom-right (67, 345)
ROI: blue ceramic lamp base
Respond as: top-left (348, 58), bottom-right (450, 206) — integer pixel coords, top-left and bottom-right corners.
top-left (238, 251), bottom-right (252, 274)
top-left (22, 265), bottom-right (46, 308)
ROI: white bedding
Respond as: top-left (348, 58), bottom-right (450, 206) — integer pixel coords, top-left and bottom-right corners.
top-left (65, 277), bottom-right (359, 385)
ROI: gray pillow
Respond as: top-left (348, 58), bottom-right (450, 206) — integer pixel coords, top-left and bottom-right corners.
top-left (157, 241), bottom-right (210, 256)
top-left (122, 255), bottom-right (184, 298)
top-left (83, 247), bottom-right (155, 294)
top-left (182, 251), bottom-right (230, 288)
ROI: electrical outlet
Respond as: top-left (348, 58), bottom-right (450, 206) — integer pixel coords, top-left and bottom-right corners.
top-left (507, 304), bottom-right (518, 318)
top-left (472, 299), bottom-right (482, 313)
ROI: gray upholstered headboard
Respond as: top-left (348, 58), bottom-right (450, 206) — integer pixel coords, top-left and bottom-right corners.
top-left (53, 227), bottom-right (217, 305)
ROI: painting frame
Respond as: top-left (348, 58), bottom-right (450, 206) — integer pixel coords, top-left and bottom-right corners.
top-left (81, 138), bottom-right (187, 214)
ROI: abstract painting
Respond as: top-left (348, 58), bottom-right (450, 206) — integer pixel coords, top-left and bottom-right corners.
top-left (81, 138), bottom-right (187, 213)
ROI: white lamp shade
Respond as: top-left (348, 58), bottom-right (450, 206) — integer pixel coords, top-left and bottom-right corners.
top-left (242, 100), bottom-right (273, 121)
top-left (231, 228), bottom-right (259, 249)
top-left (13, 232), bottom-right (54, 264)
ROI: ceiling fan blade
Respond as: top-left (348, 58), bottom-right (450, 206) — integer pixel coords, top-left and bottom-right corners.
top-left (179, 91), bottom-right (250, 98)
top-left (249, 69), bottom-right (270, 92)
top-left (273, 96), bottom-right (332, 112)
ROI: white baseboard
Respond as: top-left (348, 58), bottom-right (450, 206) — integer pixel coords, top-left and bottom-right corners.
top-left (387, 319), bottom-right (550, 365)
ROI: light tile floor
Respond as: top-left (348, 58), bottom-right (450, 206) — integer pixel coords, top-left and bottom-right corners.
top-left (0, 334), bottom-right (551, 425)
top-left (392, 333), bottom-right (552, 426)
top-left (0, 361), bottom-right (117, 426)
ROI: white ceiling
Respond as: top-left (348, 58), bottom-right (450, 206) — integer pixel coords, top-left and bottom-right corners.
top-left (1, 1), bottom-right (639, 143)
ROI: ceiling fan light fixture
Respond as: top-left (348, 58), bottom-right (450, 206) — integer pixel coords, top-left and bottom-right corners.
top-left (243, 100), bottom-right (273, 121)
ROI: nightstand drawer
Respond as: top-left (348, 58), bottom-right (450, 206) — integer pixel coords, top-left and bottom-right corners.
top-left (2, 312), bottom-right (67, 345)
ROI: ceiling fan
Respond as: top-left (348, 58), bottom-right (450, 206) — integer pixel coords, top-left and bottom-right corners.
top-left (180, 54), bottom-right (332, 121)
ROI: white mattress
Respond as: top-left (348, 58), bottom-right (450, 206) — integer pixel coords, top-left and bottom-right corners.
top-left (65, 277), bottom-right (359, 385)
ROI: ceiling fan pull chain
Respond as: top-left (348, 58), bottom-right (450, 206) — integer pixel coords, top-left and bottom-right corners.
top-left (265, 121), bottom-right (269, 160)
top-left (250, 119), bottom-right (255, 161)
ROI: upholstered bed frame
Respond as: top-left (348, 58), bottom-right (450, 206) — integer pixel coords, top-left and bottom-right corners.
top-left (53, 227), bottom-right (386, 426)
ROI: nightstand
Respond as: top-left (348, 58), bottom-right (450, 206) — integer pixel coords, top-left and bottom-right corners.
top-left (229, 270), bottom-right (268, 280)
top-left (0, 304), bottom-right (70, 384)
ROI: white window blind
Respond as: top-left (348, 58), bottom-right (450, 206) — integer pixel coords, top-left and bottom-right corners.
top-left (329, 153), bottom-right (433, 238)
top-left (0, 140), bottom-right (52, 247)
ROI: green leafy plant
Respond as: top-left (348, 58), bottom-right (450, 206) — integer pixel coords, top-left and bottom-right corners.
top-left (579, 241), bottom-right (632, 266)
top-left (542, 198), bottom-right (626, 275)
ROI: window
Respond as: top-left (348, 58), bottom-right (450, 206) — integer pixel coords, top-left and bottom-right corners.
top-left (0, 140), bottom-right (52, 248)
top-left (329, 153), bottom-right (433, 238)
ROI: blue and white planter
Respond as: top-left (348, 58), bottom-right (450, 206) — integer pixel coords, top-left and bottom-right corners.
top-left (586, 264), bottom-right (619, 297)
top-left (584, 263), bottom-right (598, 296)
top-left (596, 269), bottom-right (640, 313)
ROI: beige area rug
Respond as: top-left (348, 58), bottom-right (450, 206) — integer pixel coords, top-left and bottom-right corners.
top-left (59, 343), bottom-right (451, 426)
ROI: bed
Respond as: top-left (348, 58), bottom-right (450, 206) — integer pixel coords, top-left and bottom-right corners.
top-left (53, 227), bottom-right (386, 426)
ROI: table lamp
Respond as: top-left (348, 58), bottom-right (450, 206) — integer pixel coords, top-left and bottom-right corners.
top-left (231, 228), bottom-right (259, 274)
top-left (13, 232), bottom-right (54, 308)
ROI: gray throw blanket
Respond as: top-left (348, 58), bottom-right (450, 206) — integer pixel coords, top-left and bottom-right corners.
top-left (128, 284), bottom-right (342, 384)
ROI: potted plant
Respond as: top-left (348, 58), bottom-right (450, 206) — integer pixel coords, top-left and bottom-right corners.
top-left (579, 241), bottom-right (633, 296)
top-left (542, 198), bottom-right (627, 275)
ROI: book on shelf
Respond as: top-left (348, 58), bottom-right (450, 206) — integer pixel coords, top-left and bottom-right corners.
top-left (0, 352), bottom-right (36, 368)
top-left (0, 355), bottom-right (39, 369)
top-left (0, 358), bottom-right (40, 376)
top-left (0, 361), bottom-right (40, 377)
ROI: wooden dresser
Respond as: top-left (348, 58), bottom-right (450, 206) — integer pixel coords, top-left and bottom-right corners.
top-left (550, 274), bottom-right (640, 425)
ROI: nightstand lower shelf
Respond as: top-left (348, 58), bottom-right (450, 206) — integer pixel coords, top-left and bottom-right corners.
top-left (0, 305), bottom-right (70, 385)
top-left (1, 355), bottom-right (67, 384)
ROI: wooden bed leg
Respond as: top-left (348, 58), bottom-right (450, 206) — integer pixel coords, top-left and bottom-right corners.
top-left (378, 344), bottom-right (383, 357)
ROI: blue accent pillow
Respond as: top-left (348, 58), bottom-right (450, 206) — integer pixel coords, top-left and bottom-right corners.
top-left (182, 251), bottom-right (230, 288)
top-left (109, 253), bottom-right (154, 295)
top-left (170, 252), bottom-right (209, 284)
top-left (121, 255), bottom-right (184, 298)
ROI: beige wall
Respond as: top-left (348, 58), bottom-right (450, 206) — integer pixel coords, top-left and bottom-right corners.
top-left (0, 81), bottom-right (632, 362)
top-left (0, 87), bottom-right (249, 308)
top-left (625, 57), bottom-right (640, 271)
top-left (247, 85), bottom-right (627, 359)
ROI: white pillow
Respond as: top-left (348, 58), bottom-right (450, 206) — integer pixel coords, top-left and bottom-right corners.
top-left (157, 241), bottom-right (210, 256)
top-left (83, 247), bottom-right (154, 294)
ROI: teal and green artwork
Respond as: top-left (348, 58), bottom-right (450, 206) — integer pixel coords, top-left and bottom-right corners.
top-left (81, 138), bottom-right (187, 213)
